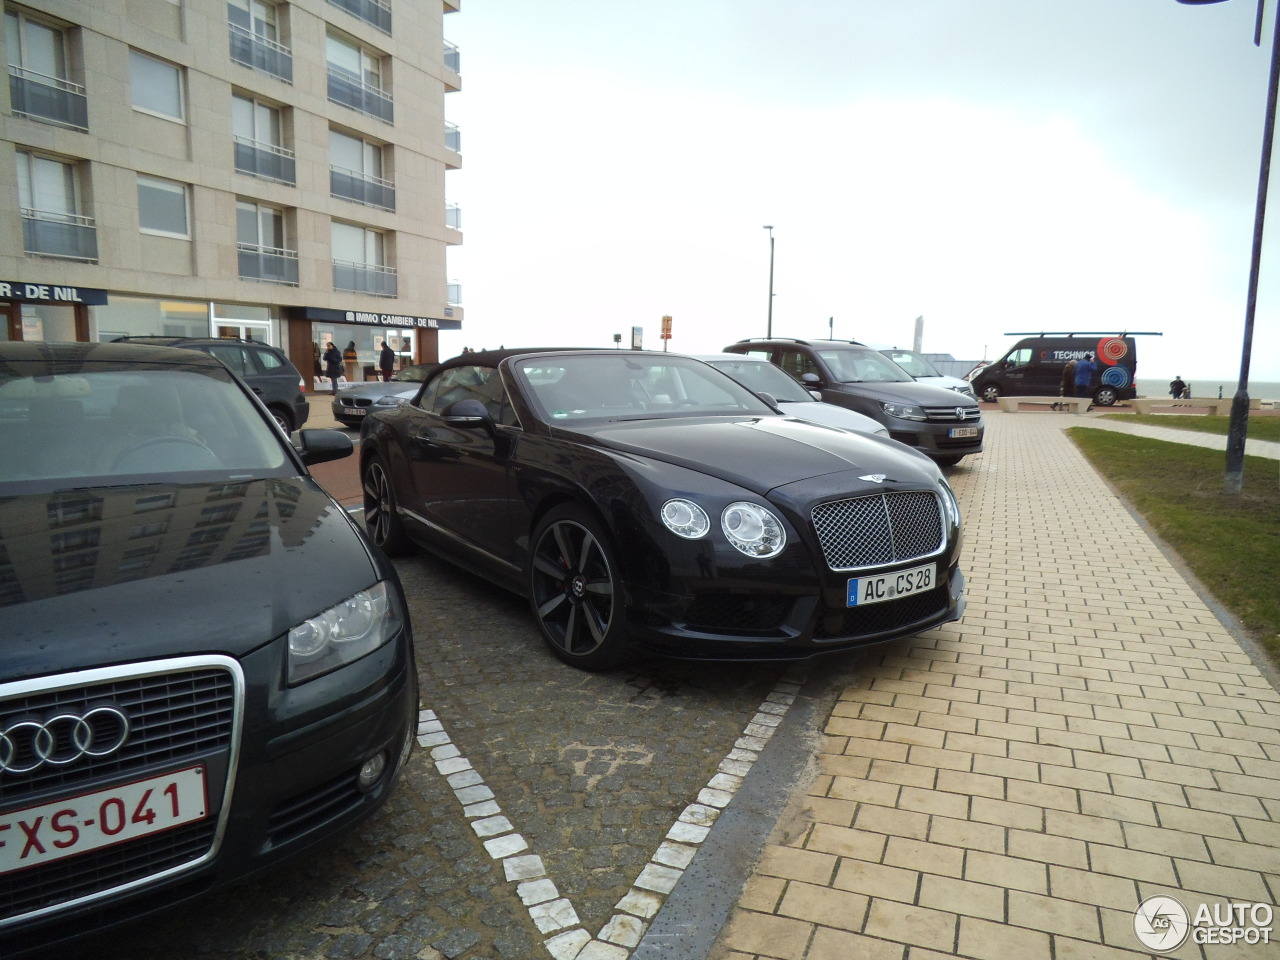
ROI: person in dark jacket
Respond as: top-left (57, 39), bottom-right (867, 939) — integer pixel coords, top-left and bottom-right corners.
top-left (323, 342), bottom-right (344, 394)
top-left (1170, 376), bottom-right (1187, 399)
top-left (1074, 352), bottom-right (1099, 409)
top-left (380, 341), bottom-right (396, 381)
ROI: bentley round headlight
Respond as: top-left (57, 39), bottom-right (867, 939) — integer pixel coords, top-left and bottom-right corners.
top-left (661, 498), bottom-right (710, 539)
top-left (721, 502), bottom-right (786, 558)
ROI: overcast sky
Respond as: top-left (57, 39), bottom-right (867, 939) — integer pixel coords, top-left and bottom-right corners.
top-left (438, 0), bottom-right (1280, 385)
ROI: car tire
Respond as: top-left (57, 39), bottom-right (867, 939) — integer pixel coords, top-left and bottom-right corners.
top-left (980, 384), bottom-right (1000, 403)
top-left (362, 456), bottom-right (412, 556)
top-left (1094, 386), bottom-right (1118, 407)
top-left (268, 405), bottom-right (293, 433)
top-left (528, 504), bottom-right (629, 670)
top-left (933, 455), bottom-right (964, 467)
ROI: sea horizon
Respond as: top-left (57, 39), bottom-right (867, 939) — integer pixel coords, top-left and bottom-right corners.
top-left (1136, 378), bottom-right (1280, 402)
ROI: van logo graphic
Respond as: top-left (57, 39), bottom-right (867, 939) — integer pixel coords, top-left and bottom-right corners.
top-left (859, 474), bottom-right (887, 483)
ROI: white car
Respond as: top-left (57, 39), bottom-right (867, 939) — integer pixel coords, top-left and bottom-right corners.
top-left (693, 354), bottom-right (889, 437)
top-left (875, 347), bottom-right (978, 400)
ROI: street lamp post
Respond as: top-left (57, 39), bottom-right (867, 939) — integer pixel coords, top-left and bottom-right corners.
top-left (764, 225), bottom-right (775, 338)
top-left (1179, 0), bottom-right (1278, 494)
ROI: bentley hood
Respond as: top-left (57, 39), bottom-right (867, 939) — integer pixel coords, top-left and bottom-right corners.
top-left (0, 478), bottom-right (379, 678)
top-left (571, 415), bottom-right (940, 493)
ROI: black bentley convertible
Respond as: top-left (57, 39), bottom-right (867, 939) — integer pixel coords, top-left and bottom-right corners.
top-left (360, 349), bottom-right (966, 669)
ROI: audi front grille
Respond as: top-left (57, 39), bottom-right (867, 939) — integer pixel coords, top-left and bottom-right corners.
top-left (811, 491), bottom-right (945, 571)
top-left (0, 656), bottom-right (243, 928)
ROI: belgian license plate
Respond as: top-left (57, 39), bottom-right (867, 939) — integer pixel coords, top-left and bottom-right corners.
top-left (949, 426), bottom-right (979, 438)
top-left (847, 563), bottom-right (935, 607)
top-left (342, 406), bottom-right (367, 417)
top-left (0, 765), bottom-right (208, 876)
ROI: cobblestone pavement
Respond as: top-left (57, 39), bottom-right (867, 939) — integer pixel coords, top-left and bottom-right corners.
top-left (710, 410), bottom-right (1280, 960)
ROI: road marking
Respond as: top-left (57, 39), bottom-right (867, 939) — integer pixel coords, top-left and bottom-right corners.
top-left (415, 674), bottom-right (804, 958)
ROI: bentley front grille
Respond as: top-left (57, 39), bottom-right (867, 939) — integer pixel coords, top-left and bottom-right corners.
top-left (811, 491), bottom-right (944, 571)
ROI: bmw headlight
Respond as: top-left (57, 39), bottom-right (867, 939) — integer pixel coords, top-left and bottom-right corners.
top-left (287, 581), bottom-right (402, 684)
top-left (661, 498), bottom-right (711, 539)
top-left (882, 402), bottom-right (927, 421)
top-left (721, 502), bottom-right (786, 558)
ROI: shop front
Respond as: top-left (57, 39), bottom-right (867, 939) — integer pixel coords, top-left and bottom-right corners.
top-left (289, 307), bottom-right (460, 391)
top-left (1, 280), bottom-right (107, 341)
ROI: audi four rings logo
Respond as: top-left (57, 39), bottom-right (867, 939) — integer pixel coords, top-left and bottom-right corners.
top-left (0, 707), bottom-right (131, 774)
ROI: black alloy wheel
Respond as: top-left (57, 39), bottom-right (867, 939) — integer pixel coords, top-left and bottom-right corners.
top-left (528, 505), bottom-right (627, 670)
top-left (362, 457), bottom-right (410, 555)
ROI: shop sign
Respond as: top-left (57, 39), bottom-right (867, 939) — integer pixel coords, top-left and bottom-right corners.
top-left (0, 281), bottom-right (109, 305)
top-left (344, 311), bottom-right (442, 329)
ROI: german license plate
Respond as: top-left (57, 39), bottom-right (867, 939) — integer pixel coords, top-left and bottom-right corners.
top-left (949, 426), bottom-right (979, 438)
top-left (847, 563), bottom-right (935, 607)
top-left (342, 407), bottom-right (367, 417)
top-left (0, 765), bottom-right (208, 876)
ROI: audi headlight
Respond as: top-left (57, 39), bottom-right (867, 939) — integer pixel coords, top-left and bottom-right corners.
top-left (661, 498), bottom-right (711, 539)
top-left (882, 402), bottom-right (927, 421)
top-left (287, 581), bottom-right (402, 684)
top-left (721, 502), bottom-right (786, 558)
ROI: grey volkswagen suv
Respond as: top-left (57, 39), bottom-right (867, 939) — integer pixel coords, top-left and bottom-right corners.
top-left (724, 338), bottom-right (983, 466)
top-left (113, 337), bottom-right (309, 432)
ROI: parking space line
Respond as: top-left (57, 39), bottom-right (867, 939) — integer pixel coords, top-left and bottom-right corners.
top-left (415, 674), bottom-right (805, 958)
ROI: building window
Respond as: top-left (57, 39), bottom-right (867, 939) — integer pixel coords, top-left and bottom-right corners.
top-left (325, 33), bottom-right (392, 123)
top-left (5, 8), bottom-right (88, 130)
top-left (332, 221), bottom-right (396, 297)
top-left (137, 174), bottom-right (189, 237)
top-left (237, 200), bottom-right (298, 285)
top-left (129, 50), bottom-right (183, 121)
top-left (329, 128), bottom-right (394, 210)
top-left (227, 0), bottom-right (292, 82)
top-left (232, 93), bottom-right (295, 184)
top-left (326, 0), bottom-right (391, 35)
top-left (16, 151), bottom-right (97, 261)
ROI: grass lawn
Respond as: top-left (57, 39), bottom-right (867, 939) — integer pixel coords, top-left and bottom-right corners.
top-left (1101, 413), bottom-right (1280, 442)
top-left (1069, 428), bottom-right (1280, 666)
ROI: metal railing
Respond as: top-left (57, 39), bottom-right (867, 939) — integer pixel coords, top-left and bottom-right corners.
top-left (330, 165), bottom-right (395, 211)
top-left (445, 122), bottom-right (461, 153)
top-left (445, 203), bottom-right (462, 230)
top-left (444, 41), bottom-right (460, 74)
top-left (333, 259), bottom-right (398, 297)
top-left (238, 244), bottom-right (299, 285)
top-left (228, 22), bottom-right (293, 82)
top-left (8, 65), bottom-right (88, 131)
top-left (233, 136), bottom-right (296, 185)
top-left (327, 0), bottom-right (391, 34)
top-left (327, 66), bottom-right (393, 123)
top-left (22, 208), bottom-right (98, 261)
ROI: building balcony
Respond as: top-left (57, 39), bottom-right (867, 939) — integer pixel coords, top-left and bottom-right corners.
top-left (445, 203), bottom-right (461, 231)
top-left (238, 244), bottom-right (299, 285)
top-left (333, 260), bottom-right (397, 297)
top-left (234, 137), bottom-right (296, 185)
top-left (327, 67), bottom-right (393, 123)
top-left (22, 209), bottom-right (98, 262)
top-left (447, 282), bottom-right (461, 305)
top-left (445, 122), bottom-right (461, 154)
top-left (8, 66), bottom-right (88, 131)
top-left (228, 22), bottom-right (293, 82)
top-left (327, 0), bottom-right (391, 34)
top-left (444, 41), bottom-right (461, 74)
top-left (330, 166), bottom-right (395, 211)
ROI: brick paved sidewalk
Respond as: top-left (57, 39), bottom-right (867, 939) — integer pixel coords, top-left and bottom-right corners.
top-left (711, 410), bottom-right (1280, 960)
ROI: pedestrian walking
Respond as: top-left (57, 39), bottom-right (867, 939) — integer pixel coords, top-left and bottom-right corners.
top-left (323, 342), bottom-right (344, 395)
top-left (1054, 358), bottom-right (1077, 410)
top-left (379, 340), bottom-right (396, 382)
top-left (1074, 352), bottom-right (1099, 410)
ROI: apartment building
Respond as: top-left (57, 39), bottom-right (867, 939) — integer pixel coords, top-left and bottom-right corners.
top-left (1, 0), bottom-right (462, 383)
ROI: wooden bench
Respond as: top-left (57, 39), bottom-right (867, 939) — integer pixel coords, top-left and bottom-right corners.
top-left (996, 396), bottom-right (1092, 414)
top-left (1128, 397), bottom-right (1260, 415)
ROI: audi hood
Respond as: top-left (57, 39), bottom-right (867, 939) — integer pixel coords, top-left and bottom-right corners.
top-left (0, 478), bottom-right (379, 678)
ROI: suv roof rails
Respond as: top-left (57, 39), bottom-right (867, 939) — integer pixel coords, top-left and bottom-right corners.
top-left (734, 337), bottom-right (868, 346)
top-left (1003, 331), bottom-right (1163, 337)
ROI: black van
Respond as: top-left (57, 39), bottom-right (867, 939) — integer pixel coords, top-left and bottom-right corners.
top-left (969, 332), bottom-right (1143, 406)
